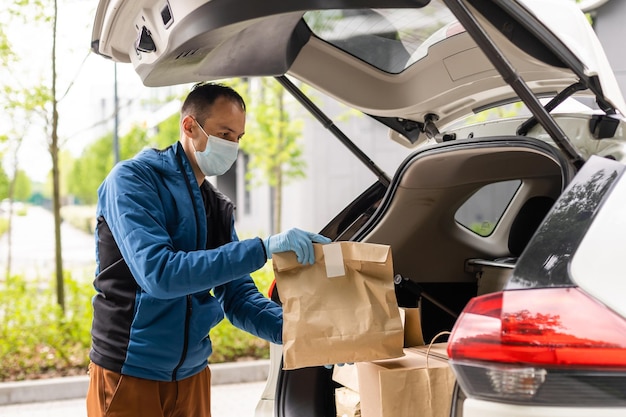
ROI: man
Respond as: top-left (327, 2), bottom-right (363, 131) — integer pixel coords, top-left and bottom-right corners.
top-left (86, 82), bottom-right (331, 417)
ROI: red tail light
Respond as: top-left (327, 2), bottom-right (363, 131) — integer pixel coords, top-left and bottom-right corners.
top-left (449, 288), bottom-right (626, 366)
top-left (447, 288), bottom-right (626, 406)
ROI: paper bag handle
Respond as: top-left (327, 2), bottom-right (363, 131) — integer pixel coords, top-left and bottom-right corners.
top-left (426, 330), bottom-right (451, 368)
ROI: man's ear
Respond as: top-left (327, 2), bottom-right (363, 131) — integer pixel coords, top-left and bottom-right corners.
top-left (181, 115), bottom-right (195, 137)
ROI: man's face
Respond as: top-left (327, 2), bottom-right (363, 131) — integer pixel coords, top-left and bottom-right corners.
top-left (195, 96), bottom-right (246, 150)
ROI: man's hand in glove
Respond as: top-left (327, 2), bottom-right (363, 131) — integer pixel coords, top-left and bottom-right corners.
top-left (263, 228), bottom-right (332, 265)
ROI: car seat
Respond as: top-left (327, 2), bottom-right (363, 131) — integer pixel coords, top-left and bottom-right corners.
top-left (468, 195), bottom-right (555, 295)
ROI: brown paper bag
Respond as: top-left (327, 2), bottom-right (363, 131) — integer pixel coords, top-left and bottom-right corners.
top-left (356, 345), bottom-right (455, 417)
top-left (335, 387), bottom-right (361, 417)
top-left (399, 307), bottom-right (425, 347)
top-left (332, 363), bottom-right (360, 392)
top-left (273, 242), bottom-right (404, 370)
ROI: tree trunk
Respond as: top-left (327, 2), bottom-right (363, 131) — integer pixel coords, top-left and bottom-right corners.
top-left (51, 0), bottom-right (64, 312)
top-left (4, 195), bottom-right (14, 281)
top-left (3, 143), bottom-right (22, 279)
top-left (4, 201), bottom-right (12, 280)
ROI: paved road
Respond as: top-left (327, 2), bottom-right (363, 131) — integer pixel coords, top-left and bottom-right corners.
top-left (0, 381), bottom-right (267, 417)
top-left (0, 205), bottom-right (95, 281)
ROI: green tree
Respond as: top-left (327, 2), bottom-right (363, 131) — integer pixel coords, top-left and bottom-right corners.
top-left (0, 166), bottom-right (8, 200)
top-left (151, 113), bottom-right (181, 148)
top-left (67, 123), bottom-right (155, 204)
top-left (0, 20), bottom-right (52, 278)
top-left (49, 0), bottom-right (66, 310)
top-left (3, 0), bottom-right (72, 309)
top-left (13, 170), bottom-right (32, 202)
top-left (68, 134), bottom-right (114, 204)
top-left (0, 13), bottom-right (17, 274)
top-left (238, 78), bottom-right (306, 233)
top-left (119, 124), bottom-right (152, 159)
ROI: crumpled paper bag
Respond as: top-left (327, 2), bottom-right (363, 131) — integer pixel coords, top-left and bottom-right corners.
top-left (273, 242), bottom-right (404, 370)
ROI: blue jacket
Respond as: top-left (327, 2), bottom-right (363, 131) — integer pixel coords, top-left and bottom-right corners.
top-left (90, 142), bottom-right (282, 381)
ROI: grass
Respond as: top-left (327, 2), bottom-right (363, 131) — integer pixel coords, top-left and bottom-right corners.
top-left (0, 273), bottom-right (92, 381)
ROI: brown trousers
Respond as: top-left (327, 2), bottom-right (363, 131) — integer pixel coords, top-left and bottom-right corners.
top-left (86, 362), bottom-right (212, 417)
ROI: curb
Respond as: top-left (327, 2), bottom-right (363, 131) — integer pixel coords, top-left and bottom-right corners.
top-left (0, 360), bottom-right (270, 406)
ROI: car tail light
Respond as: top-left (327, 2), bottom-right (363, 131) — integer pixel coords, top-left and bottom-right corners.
top-left (447, 288), bottom-right (626, 406)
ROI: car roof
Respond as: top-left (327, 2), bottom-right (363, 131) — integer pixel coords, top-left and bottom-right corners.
top-left (92, 0), bottom-right (626, 145)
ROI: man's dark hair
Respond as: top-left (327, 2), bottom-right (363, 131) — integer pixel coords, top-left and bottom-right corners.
top-left (181, 82), bottom-right (246, 120)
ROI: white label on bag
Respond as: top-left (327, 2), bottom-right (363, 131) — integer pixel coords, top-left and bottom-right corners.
top-left (323, 243), bottom-right (346, 278)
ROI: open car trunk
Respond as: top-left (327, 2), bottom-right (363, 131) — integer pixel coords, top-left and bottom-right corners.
top-left (273, 135), bottom-right (569, 417)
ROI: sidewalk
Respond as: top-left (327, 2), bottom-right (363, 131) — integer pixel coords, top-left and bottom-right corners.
top-left (0, 381), bottom-right (267, 417)
top-left (0, 360), bottom-right (270, 406)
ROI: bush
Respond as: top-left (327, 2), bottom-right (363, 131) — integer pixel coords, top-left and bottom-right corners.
top-left (0, 217), bottom-right (8, 237)
top-left (0, 273), bottom-right (93, 381)
top-left (209, 263), bottom-right (275, 363)
top-left (0, 263), bottom-right (277, 381)
top-left (15, 205), bottom-right (28, 217)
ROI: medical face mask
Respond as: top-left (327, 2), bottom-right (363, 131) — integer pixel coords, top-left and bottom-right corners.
top-left (193, 120), bottom-right (239, 177)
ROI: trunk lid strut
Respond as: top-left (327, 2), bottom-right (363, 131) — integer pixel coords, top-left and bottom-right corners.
top-left (444, 0), bottom-right (586, 168)
top-left (275, 75), bottom-right (391, 187)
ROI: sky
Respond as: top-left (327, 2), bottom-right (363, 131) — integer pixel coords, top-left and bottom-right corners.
top-left (3, 0), bottom-right (166, 183)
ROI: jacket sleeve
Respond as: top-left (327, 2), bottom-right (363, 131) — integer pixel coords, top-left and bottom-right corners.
top-left (213, 227), bottom-right (283, 344)
top-left (99, 161), bottom-right (267, 300)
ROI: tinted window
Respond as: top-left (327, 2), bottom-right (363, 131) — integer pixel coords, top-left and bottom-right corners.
top-left (303, 2), bottom-right (457, 74)
top-left (455, 180), bottom-right (521, 236)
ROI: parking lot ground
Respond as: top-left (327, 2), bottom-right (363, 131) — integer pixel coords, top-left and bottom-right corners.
top-left (0, 381), bottom-right (266, 417)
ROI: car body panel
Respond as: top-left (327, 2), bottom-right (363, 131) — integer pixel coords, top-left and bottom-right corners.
top-left (254, 343), bottom-right (282, 415)
top-left (516, 0), bottom-right (624, 112)
top-left (570, 159), bottom-right (626, 318)
top-left (464, 398), bottom-right (626, 417)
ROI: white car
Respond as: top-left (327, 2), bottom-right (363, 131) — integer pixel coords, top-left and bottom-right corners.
top-left (92, 0), bottom-right (626, 416)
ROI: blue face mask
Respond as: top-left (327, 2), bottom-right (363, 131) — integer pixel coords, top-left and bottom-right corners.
top-left (193, 120), bottom-right (239, 177)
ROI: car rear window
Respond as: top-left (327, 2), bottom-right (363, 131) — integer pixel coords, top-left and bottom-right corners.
top-left (303, 2), bottom-right (457, 74)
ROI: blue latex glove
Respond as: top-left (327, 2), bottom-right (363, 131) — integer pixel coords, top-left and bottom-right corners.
top-left (263, 228), bottom-right (332, 265)
top-left (324, 363), bottom-right (353, 369)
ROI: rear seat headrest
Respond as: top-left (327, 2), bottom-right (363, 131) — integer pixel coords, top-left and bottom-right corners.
top-left (508, 196), bottom-right (555, 257)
